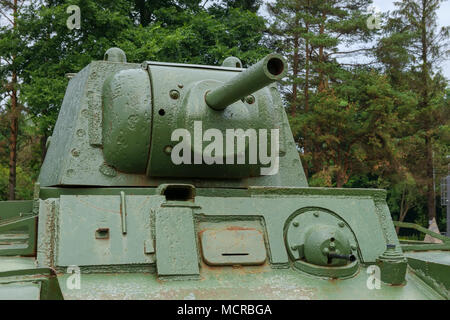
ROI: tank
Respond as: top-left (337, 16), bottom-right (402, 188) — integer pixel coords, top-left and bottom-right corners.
top-left (0, 48), bottom-right (449, 300)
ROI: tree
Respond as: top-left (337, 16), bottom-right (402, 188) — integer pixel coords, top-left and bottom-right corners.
top-left (0, 113), bottom-right (40, 200)
top-left (18, 0), bottom-right (134, 156)
top-left (294, 69), bottom-right (400, 187)
top-left (119, 4), bottom-right (268, 66)
top-left (267, 0), bottom-right (304, 117)
top-left (208, 0), bottom-right (262, 12)
top-left (130, 0), bottom-right (204, 27)
top-left (0, 0), bottom-right (29, 200)
top-left (378, 0), bottom-right (450, 223)
top-left (268, 0), bottom-right (376, 181)
top-left (268, 0), bottom-right (374, 116)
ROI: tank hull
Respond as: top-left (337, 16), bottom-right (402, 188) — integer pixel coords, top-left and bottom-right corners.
top-left (1, 186), bottom-right (449, 300)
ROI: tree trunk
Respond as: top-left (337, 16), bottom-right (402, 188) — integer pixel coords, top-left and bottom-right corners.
top-left (40, 133), bottom-right (48, 164)
top-left (135, 0), bottom-right (151, 27)
top-left (336, 169), bottom-right (348, 188)
top-left (420, 0), bottom-right (435, 222)
top-left (302, 1), bottom-right (310, 178)
top-left (291, 34), bottom-right (299, 117)
top-left (304, 47), bottom-right (310, 113)
top-left (291, 6), bottom-right (300, 117)
top-left (425, 134), bottom-right (435, 221)
top-left (8, 84), bottom-right (18, 200)
top-left (336, 176), bottom-right (343, 188)
top-left (396, 188), bottom-right (409, 234)
top-left (304, 1), bottom-right (310, 114)
top-left (8, 0), bottom-right (18, 200)
top-left (318, 10), bottom-right (326, 92)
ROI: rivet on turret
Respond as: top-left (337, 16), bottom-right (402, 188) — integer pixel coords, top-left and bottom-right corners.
top-left (76, 129), bottom-right (85, 137)
top-left (245, 95), bottom-right (255, 104)
top-left (99, 163), bottom-right (117, 177)
top-left (71, 148), bottom-right (80, 157)
top-left (313, 212), bottom-right (319, 217)
top-left (338, 221), bottom-right (345, 228)
top-left (170, 90), bottom-right (180, 100)
top-left (164, 145), bottom-right (173, 155)
top-left (292, 221), bottom-right (299, 227)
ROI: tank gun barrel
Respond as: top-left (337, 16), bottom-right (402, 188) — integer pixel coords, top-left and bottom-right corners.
top-left (205, 53), bottom-right (287, 111)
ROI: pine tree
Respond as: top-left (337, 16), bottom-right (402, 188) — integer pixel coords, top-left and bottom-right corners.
top-left (268, 0), bottom-right (373, 116)
top-left (0, 0), bottom-right (27, 200)
top-left (378, 0), bottom-right (450, 223)
top-left (268, 0), bottom-right (376, 181)
top-left (17, 0), bottom-right (134, 158)
top-left (131, 0), bottom-right (202, 27)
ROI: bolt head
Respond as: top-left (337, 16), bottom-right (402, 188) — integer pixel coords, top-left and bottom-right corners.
top-left (245, 95), bottom-right (255, 104)
top-left (169, 90), bottom-right (180, 99)
top-left (164, 145), bottom-right (173, 155)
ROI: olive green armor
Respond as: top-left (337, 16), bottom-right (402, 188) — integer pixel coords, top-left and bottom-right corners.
top-left (0, 48), bottom-right (449, 300)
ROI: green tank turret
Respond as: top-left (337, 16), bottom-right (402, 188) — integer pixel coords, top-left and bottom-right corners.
top-left (0, 48), bottom-right (449, 300)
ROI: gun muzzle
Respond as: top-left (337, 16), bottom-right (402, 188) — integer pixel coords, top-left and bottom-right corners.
top-left (205, 53), bottom-right (287, 111)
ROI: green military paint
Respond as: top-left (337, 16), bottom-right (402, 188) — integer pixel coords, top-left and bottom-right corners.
top-left (0, 48), bottom-right (448, 300)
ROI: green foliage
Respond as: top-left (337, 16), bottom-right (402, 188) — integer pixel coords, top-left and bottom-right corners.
top-left (291, 69), bottom-right (399, 187)
top-left (0, 164), bottom-right (34, 200)
top-left (212, 0), bottom-right (263, 12)
top-left (18, 0), bottom-right (134, 135)
top-left (0, 109), bottom-right (42, 200)
top-left (117, 7), bottom-right (268, 66)
top-left (267, 0), bottom-right (374, 108)
top-left (376, 0), bottom-right (450, 223)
